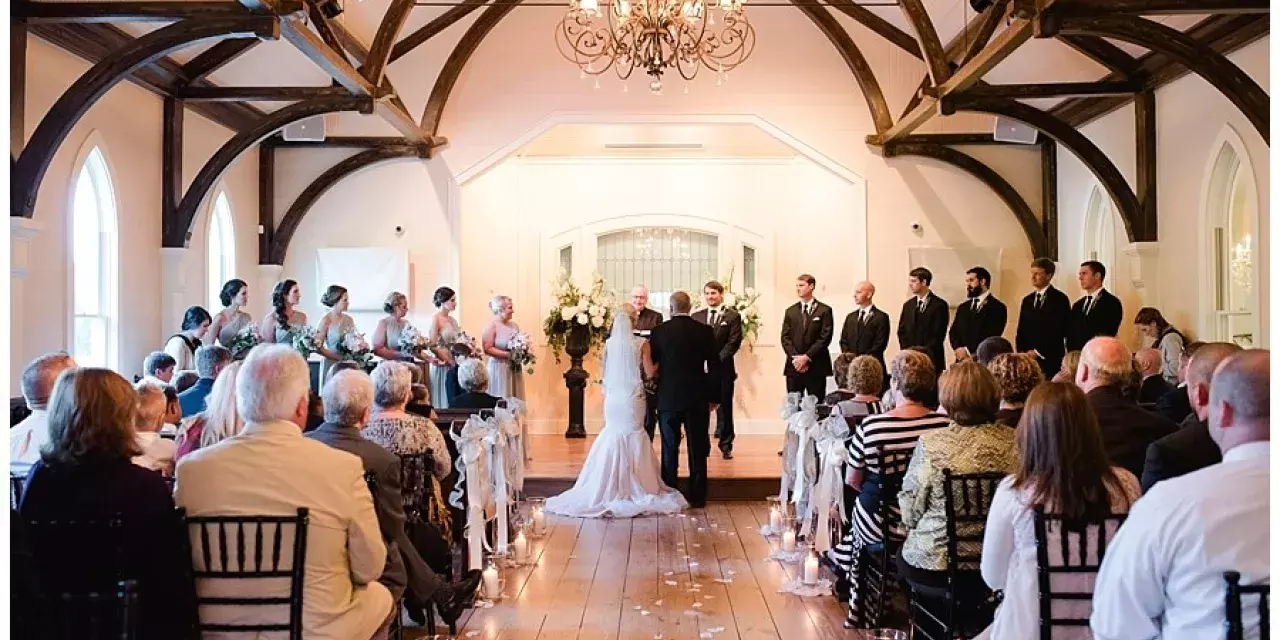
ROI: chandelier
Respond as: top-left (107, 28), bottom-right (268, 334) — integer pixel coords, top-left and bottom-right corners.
top-left (555, 0), bottom-right (755, 93)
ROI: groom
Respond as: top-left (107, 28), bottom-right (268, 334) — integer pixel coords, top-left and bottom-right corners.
top-left (649, 291), bottom-right (721, 508)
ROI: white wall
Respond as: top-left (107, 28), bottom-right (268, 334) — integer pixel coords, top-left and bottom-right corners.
top-left (12, 37), bottom-right (260, 391)
top-left (1056, 37), bottom-right (1270, 348)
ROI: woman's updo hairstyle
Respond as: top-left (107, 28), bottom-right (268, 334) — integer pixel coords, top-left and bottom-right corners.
top-left (320, 285), bottom-right (347, 309)
top-left (433, 286), bottom-right (456, 309)
top-left (271, 279), bottom-right (298, 328)
top-left (489, 295), bottom-right (511, 315)
top-left (219, 279), bottom-right (248, 307)
top-left (384, 291), bottom-right (407, 315)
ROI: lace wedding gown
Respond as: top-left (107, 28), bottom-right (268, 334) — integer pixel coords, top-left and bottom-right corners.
top-left (545, 311), bottom-right (687, 518)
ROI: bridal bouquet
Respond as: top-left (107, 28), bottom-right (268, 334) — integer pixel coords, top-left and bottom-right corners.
top-left (225, 325), bottom-right (261, 359)
top-left (694, 265), bottom-right (763, 350)
top-left (338, 331), bottom-right (374, 368)
top-left (288, 325), bottom-right (319, 359)
top-left (398, 323), bottom-right (432, 356)
top-left (542, 271), bottom-right (615, 362)
top-left (506, 331), bottom-right (536, 375)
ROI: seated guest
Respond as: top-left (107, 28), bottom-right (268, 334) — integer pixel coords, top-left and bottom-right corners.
top-left (141, 351), bottom-right (176, 386)
top-left (1092, 350), bottom-right (1269, 639)
top-left (897, 360), bottom-right (1017, 596)
top-left (10, 352), bottom-right (76, 474)
top-left (1155, 341), bottom-right (1202, 424)
top-left (975, 336), bottom-right (1014, 368)
top-left (824, 353), bottom-right (860, 405)
top-left (306, 391), bottom-right (325, 432)
top-left (1075, 337), bottom-right (1176, 479)
top-left (161, 386), bottom-right (182, 435)
top-left (308, 371), bottom-right (482, 626)
top-left (987, 353), bottom-right (1043, 428)
top-left (831, 350), bottom-right (948, 628)
top-left (977, 383), bottom-right (1139, 639)
top-left (881, 346), bottom-right (941, 412)
top-left (175, 361), bottom-right (242, 461)
top-left (172, 370), bottom-right (200, 394)
top-left (178, 345), bottom-right (232, 417)
top-left (132, 382), bottom-right (178, 475)
top-left (1050, 350), bottom-right (1081, 383)
top-left (164, 305), bottom-right (212, 373)
top-left (1141, 342), bottom-right (1242, 492)
top-left (176, 345), bottom-right (392, 639)
top-left (833, 355), bottom-right (885, 422)
top-left (1133, 307), bottom-right (1186, 384)
top-left (1135, 347), bottom-right (1174, 405)
top-left (366, 362), bottom-right (452, 481)
top-left (450, 359), bottom-right (501, 410)
top-left (406, 383), bottom-right (435, 420)
top-left (20, 368), bottom-right (196, 639)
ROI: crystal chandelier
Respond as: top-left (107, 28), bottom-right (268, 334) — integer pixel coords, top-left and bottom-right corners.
top-left (555, 0), bottom-right (755, 93)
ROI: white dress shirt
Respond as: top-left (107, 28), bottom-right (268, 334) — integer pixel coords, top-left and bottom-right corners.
top-left (1090, 441), bottom-right (1270, 640)
top-left (9, 408), bottom-right (49, 473)
top-left (131, 431), bottom-right (178, 473)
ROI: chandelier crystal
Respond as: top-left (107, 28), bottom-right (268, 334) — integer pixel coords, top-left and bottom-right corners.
top-left (555, 0), bottom-right (755, 93)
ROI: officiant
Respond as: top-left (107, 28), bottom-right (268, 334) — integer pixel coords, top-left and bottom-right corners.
top-left (626, 285), bottom-right (664, 440)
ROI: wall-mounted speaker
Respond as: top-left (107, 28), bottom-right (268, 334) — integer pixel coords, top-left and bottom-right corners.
top-left (282, 115), bottom-right (327, 142)
top-left (993, 116), bottom-right (1038, 145)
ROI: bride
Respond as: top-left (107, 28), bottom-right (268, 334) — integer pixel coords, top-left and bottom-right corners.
top-left (546, 304), bottom-right (688, 518)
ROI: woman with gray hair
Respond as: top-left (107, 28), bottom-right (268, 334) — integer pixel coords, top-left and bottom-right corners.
top-left (364, 361), bottom-right (451, 480)
top-left (451, 358), bottom-right (500, 410)
top-left (834, 355), bottom-right (885, 423)
top-left (481, 295), bottom-right (525, 401)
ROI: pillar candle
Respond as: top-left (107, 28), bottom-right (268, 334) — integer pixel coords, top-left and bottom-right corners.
top-left (769, 506), bottom-right (782, 533)
top-left (533, 507), bottom-right (546, 534)
top-left (483, 565), bottom-right (500, 599)
top-left (782, 529), bottom-right (797, 553)
top-left (803, 554), bottom-right (819, 585)
top-left (513, 530), bottom-right (529, 562)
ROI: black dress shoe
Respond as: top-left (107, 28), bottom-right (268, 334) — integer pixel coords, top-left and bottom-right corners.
top-left (721, 450), bottom-right (733, 460)
top-left (435, 569), bottom-right (483, 625)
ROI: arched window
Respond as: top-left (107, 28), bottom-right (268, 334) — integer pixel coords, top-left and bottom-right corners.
top-left (71, 146), bottom-right (118, 369)
top-left (596, 227), bottom-right (719, 317)
top-left (207, 191), bottom-right (236, 310)
top-left (1082, 185), bottom-right (1117, 272)
top-left (1203, 136), bottom-right (1258, 347)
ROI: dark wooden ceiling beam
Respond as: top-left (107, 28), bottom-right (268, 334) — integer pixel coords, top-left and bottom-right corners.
top-left (263, 135), bottom-right (412, 148)
top-left (1057, 34), bottom-right (1142, 77)
top-left (329, 19), bottom-right (370, 65)
top-left (388, 0), bottom-right (486, 64)
top-left (18, 1), bottom-right (253, 23)
top-left (421, 0), bottom-right (520, 135)
top-left (362, 0), bottom-right (413, 84)
top-left (793, 2), bottom-right (893, 134)
top-left (897, 0), bottom-right (950, 84)
top-left (824, 0), bottom-right (923, 60)
top-left (178, 85), bottom-right (353, 101)
top-left (1047, 0), bottom-right (1268, 17)
top-left (180, 37), bottom-right (259, 83)
top-left (900, 0), bottom-right (1007, 121)
top-left (960, 80), bottom-right (1142, 99)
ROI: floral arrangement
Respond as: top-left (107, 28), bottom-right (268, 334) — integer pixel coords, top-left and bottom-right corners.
top-left (398, 323), bottom-right (432, 356)
top-left (338, 331), bottom-right (373, 368)
top-left (506, 330), bottom-right (536, 375)
top-left (542, 271), bottom-right (615, 362)
top-left (695, 265), bottom-right (763, 349)
top-left (225, 325), bottom-right (261, 359)
top-left (451, 330), bottom-right (480, 359)
top-left (288, 325), bottom-right (318, 359)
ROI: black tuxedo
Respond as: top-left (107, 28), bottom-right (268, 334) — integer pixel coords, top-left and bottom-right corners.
top-left (1140, 414), bottom-right (1221, 492)
top-left (898, 292), bottom-right (950, 374)
top-left (1154, 384), bottom-right (1193, 424)
top-left (650, 315), bottom-right (720, 507)
top-left (839, 306), bottom-right (891, 375)
top-left (1086, 385), bottom-right (1177, 480)
top-left (1138, 375), bottom-right (1175, 406)
top-left (692, 307), bottom-right (743, 454)
top-left (781, 300), bottom-right (835, 399)
top-left (1066, 289), bottom-right (1123, 351)
top-left (622, 307), bottom-right (664, 440)
top-left (1015, 286), bottom-right (1071, 377)
top-left (948, 295), bottom-right (1008, 356)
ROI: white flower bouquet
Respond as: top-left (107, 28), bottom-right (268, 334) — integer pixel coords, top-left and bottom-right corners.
top-left (542, 271), bottom-right (615, 362)
top-left (694, 265), bottom-right (763, 349)
top-left (288, 325), bottom-right (319, 359)
top-left (507, 330), bottom-right (536, 375)
top-left (338, 331), bottom-right (373, 368)
top-left (398, 323), bottom-right (432, 356)
top-left (225, 324), bottom-right (261, 359)
top-left (452, 330), bottom-right (479, 359)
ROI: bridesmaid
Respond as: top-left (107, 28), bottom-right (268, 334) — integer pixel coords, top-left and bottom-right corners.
top-left (259, 279), bottom-right (309, 343)
top-left (315, 285), bottom-right (356, 384)
top-left (373, 292), bottom-right (414, 362)
top-left (427, 286), bottom-right (461, 409)
top-left (207, 279), bottom-right (254, 350)
top-left (482, 295), bottom-right (525, 401)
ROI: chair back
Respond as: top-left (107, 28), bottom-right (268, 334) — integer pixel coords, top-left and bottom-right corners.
top-left (11, 397), bottom-right (32, 427)
top-left (1033, 507), bottom-right (1128, 639)
top-left (435, 407), bottom-right (484, 426)
top-left (21, 513), bottom-right (140, 639)
top-left (941, 469), bottom-right (1005, 574)
top-left (1225, 571), bottom-right (1271, 640)
top-left (182, 507), bottom-right (309, 639)
top-left (873, 448), bottom-right (913, 542)
top-left (33, 579), bottom-right (142, 640)
top-left (11, 472), bottom-right (26, 509)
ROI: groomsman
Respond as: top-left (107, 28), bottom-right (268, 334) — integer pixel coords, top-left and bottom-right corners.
top-left (897, 267), bottom-right (950, 374)
top-left (948, 266), bottom-right (1008, 362)
top-left (838, 281), bottom-right (891, 375)
top-left (1066, 261), bottom-right (1123, 352)
top-left (692, 281), bottom-right (743, 459)
top-left (781, 274), bottom-right (834, 400)
top-left (629, 285), bottom-right (665, 440)
top-left (1015, 258), bottom-right (1070, 377)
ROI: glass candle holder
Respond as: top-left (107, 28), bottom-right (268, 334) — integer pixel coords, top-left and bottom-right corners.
top-left (802, 548), bottom-right (820, 585)
top-left (528, 497), bottom-right (548, 537)
top-left (780, 515), bottom-right (798, 553)
top-left (482, 555), bottom-right (503, 600)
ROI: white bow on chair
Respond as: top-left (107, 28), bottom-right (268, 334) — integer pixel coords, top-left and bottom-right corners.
top-left (811, 415), bottom-right (851, 553)
top-left (496, 399), bottom-right (527, 489)
top-left (779, 392), bottom-right (803, 506)
top-left (451, 414), bottom-right (496, 572)
top-left (500, 397), bottom-right (531, 467)
top-left (788, 395), bottom-right (821, 538)
top-left (488, 407), bottom-right (526, 554)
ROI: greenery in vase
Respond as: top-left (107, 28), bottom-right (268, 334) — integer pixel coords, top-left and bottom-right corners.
top-left (542, 271), bottom-right (615, 363)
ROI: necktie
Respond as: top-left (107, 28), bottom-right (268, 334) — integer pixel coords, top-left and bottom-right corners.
top-left (1035, 293), bottom-right (1044, 309)
top-left (1084, 296), bottom-right (1094, 315)
top-left (709, 310), bottom-right (718, 326)
top-left (974, 298), bottom-right (983, 313)
top-left (918, 299), bottom-right (926, 314)
top-left (861, 309), bottom-right (869, 324)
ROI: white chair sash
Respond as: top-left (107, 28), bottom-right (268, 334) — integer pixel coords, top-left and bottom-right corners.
top-left (788, 395), bottom-right (821, 537)
top-left (811, 415), bottom-right (852, 553)
top-left (497, 399), bottom-right (527, 490)
top-left (450, 414), bottom-right (496, 571)
top-left (779, 392), bottom-right (803, 506)
top-left (501, 397), bottom-right (531, 467)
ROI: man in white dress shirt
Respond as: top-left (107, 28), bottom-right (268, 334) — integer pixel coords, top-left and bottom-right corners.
top-left (1091, 349), bottom-right (1269, 640)
top-left (131, 381), bottom-right (178, 475)
top-left (9, 352), bottom-right (76, 474)
top-left (176, 344), bottom-right (392, 640)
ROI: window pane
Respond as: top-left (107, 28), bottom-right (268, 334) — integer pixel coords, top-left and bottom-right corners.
top-left (208, 193), bottom-right (235, 310)
top-left (743, 245), bottom-right (756, 289)
top-left (559, 245), bottom-right (573, 275)
top-left (597, 228), bottom-right (718, 317)
top-left (74, 317), bottom-right (106, 369)
top-left (72, 168), bottom-right (102, 315)
top-left (70, 147), bottom-right (117, 369)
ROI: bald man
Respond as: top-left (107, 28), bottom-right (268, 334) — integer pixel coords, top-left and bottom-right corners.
top-left (1092, 349), bottom-right (1269, 640)
top-left (1135, 347), bottom-right (1174, 404)
top-left (838, 281), bottom-right (890, 377)
top-left (1140, 342), bottom-right (1242, 491)
top-left (1076, 337), bottom-right (1176, 479)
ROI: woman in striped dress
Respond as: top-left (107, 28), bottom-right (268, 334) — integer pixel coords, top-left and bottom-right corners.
top-left (830, 350), bottom-right (951, 629)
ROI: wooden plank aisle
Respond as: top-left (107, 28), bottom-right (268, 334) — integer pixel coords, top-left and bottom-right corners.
top-left (576, 518), bottom-right (633, 640)
top-left (617, 513), bottom-right (661, 640)
top-left (655, 512), bottom-right (700, 640)
top-left (746, 501), bottom-right (852, 639)
top-left (681, 508), bottom-right (740, 639)
top-left (533, 517), bottom-right (612, 639)
top-left (704, 503), bottom-right (780, 640)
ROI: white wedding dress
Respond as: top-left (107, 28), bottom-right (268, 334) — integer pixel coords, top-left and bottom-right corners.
top-left (545, 311), bottom-right (688, 518)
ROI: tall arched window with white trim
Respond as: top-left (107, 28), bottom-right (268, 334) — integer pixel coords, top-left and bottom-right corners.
top-left (596, 227), bottom-right (719, 318)
top-left (1082, 185), bottom-right (1117, 271)
top-left (71, 146), bottom-right (119, 369)
top-left (1203, 138), bottom-right (1258, 347)
top-left (207, 191), bottom-right (236, 310)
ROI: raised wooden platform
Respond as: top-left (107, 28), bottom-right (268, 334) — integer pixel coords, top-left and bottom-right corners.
top-left (522, 434), bottom-right (783, 501)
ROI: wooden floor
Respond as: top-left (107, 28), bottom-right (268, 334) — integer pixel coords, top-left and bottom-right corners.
top-left (524, 434), bottom-right (783, 479)
top-left (406, 501), bottom-right (882, 640)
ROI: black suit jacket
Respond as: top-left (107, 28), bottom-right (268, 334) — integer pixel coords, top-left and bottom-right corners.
top-left (839, 306), bottom-right (891, 373)
top-left (781, 300), bottom-right (835, 378)
top-left (948, 295), bottom-right (1008, 355)
top-left (650, 315), bottom-right (720, 412)
top-left (1015, 286), bottom-right (1070, 375)
top-left (1087, 385), bottom-right (1177, 480)
top-left (1066, 289), bottom-right (1123, 351)
top-left (898, 293), bottom-right (950, 373)
top-left (306, 423), bottom-right (434, 601)
top-left (1140, 414), bottom-right (1221, 493)
top-left (1138, 375), bottom-right (1175, 405)
top-left (1154, 384), bottom-right (1193, 424)
top-left (691, 307), bottom-right (743, 379)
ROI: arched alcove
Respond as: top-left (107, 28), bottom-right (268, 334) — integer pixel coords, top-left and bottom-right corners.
top-left (67, 134), bottom-right (120, 369)
top-left (1199, 126), bottom-right (1261, 347)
